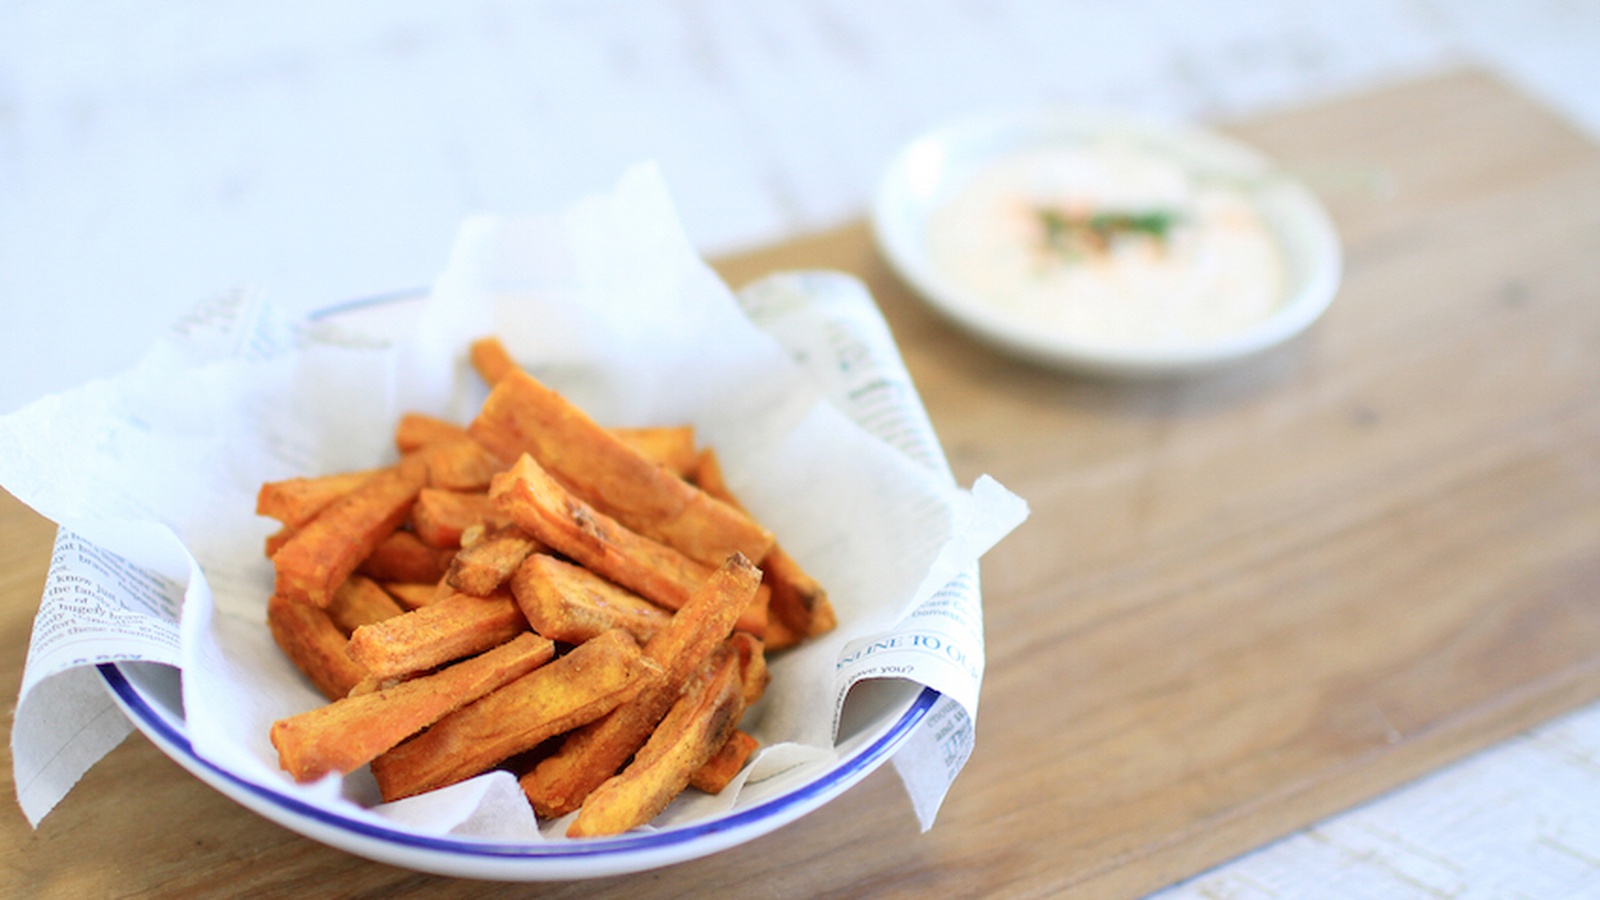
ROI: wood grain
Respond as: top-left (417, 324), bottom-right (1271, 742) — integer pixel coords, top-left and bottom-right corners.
top-left (6, 69), bottom-right (1600, 898)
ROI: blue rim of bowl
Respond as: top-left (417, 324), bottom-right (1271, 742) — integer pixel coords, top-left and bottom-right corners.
top-left (95, 286), bottom-right (943, 863)
top-left (99, 663), bottom-right (938, 859)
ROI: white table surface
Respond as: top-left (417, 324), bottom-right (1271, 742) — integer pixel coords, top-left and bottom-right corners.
top-left (4, 3), bottom-right (1600, 896)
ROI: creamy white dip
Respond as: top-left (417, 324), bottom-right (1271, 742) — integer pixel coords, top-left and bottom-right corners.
top-left (926, 138), bottom-right (1283, 347)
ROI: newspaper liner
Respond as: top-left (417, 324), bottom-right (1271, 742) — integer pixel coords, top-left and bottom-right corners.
top-left (3, 165), bottom-right (1027, 842)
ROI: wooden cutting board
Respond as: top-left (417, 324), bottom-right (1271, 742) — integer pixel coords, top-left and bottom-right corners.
top-left (716, 68), bottom-right (1600, 896)
top-left (5, 69), bottom-right (1600, 898)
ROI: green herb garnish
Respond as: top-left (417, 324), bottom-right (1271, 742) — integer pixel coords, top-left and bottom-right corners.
top-left (1038, 207), bottom-right (1180, 259)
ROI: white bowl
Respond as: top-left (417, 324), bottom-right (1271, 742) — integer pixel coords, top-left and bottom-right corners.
top-left (96, 291), bottom-right (935, 882)
top-left (871, 109), bottom-right (1342, 378)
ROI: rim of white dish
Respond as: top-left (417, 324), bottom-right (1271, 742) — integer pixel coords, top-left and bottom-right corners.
top-left (871, 108), bottom-right (1342, 377)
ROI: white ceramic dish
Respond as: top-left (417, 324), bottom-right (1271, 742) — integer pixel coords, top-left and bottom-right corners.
top-left (871, 109), bottom-right (1342, 378)
top-left (95, 291), bottom-right (937, 881)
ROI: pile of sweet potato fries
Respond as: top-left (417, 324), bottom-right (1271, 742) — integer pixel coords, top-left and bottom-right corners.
top-left (257, 337), bottom-right (836, 837)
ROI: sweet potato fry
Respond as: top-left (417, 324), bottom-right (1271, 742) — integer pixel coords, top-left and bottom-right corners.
top-left (469, 336), bottom-right (521, 386)
top-left (727, 630), bottom-right (769, 708)
top-left (490, 455), bottom-right (708, 609)
top-left (267, 594), bottom-right (367, 701)
top-left (425, 438), bottom-right (508, 492)
top-left (761, 610), bottom-right (802, 652)
top-left (357, 529), bottom-right (456, 584)
top-left (694, 448), bottom-right (836, 639)
top-left (272, 459), bottom-right (428, 608)
top-left (741, 585), bottom-right (771, 642)
top-left (345, 588), bottom-right (528, 681)
top-left (468, 369), bottom-right (774, 567)
top-left (370, 629), bottom-right (662, 801)
top-left (325, 575), bottom-right (406, 634)
top-left (256, 469), bottom-right (382, 528)
top-left (766, 548), bottom-right (836, 638)
top-left (489, 454), bottom-right (766, 635)
top-left (567, 645), bottom-right (745, 837)
top-left (380, 581), bottom-right (446, 611)
top-left (509, 553), bottom-right (672, 645)
top-left (343, 675), bottom-right (390, 698)
top-left (446, 525), bottom-right (542, 596)
top-left (265, 524), bottom-right (296, 559)
top-left (520, 553), bottom-right (760, 818)
top-left (395, 412), bottom-right (470, 453)
top-left (611, 426), bottom-right (699, 478)
top-left (689, 728), bottom-right (759, 795)
top-left (411, 487), bottom-right (510, 549)
top-left (465, 338), bottom-right (689, 474)
top-left (271, 631), bottom-right (555, 782)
